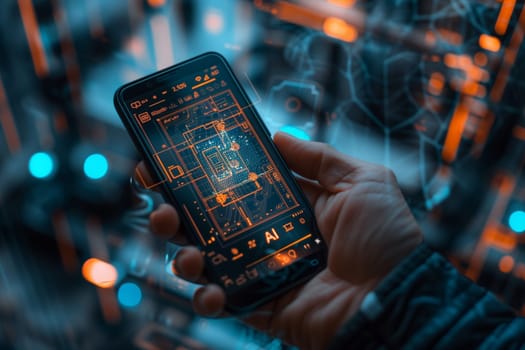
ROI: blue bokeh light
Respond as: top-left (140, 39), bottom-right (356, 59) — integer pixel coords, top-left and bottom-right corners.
top-left (509, 210), bottom-right (525, 234)
top-left (280, 125), bottom-right (311, 141)
top-left (117, 282), bottom-right (142, 308)
top-left (83, 153), bottom-right (109, 180)
top-left (29, 152), bottom-right (54, 179)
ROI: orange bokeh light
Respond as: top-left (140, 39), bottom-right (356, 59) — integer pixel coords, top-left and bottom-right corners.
top-left (428, 72), bottom-right (445, 95)
top-left (495, 0), bottom-right (515, 35)
top-left (327, 0), bottom-right (356, 7)
top-left (499, 255), bottom-right (515, 273)
top-left (479, 34), bottom-right (501, 52)
top-left (474, 52), bottom-right (488, 67)
top-left (323, 17), bottom-right (358, 43)
top-left (82, 258), bottom-right (118, 288)
top-left (442, 102), bottom-right (469, 163)
top-left (148, 0), bottom-right (166, 8)
top-left (204, 10), bottom-right (224, 34)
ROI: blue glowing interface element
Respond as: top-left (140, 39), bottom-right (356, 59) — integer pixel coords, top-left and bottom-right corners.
top-left (117, 282), bottom-right (142, 308)
top-left (509, 210), bottom-right (525, 234)
top-left (84, 153), bottom-right (109, 180)
top-left (29, 152), bottom-right (54, 179)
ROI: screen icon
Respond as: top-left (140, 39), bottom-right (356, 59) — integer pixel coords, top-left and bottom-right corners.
top-left (131, 101), bottom-right (142, 109)
top-left (138, 112), bottom-right (151, 123)
top-left (208, 251), bottom-right (228, 265)
top-left (283, 222), bottom-right (294, 232)
top-left (231, 248), bottom-right (244, 261)
top-left (221, 275), bottom-right (234, 288)
top-left (235, 274), bottom-right (247, 286)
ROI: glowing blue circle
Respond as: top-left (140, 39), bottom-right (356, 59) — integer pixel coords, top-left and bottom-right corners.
top-left (509, 210), bottom-right (525, 234)
top-left (29, 152), bottom-right (54, 179)
top-left (83, 153), bottom-right (108, 180)
top-left (117, 282), bottom-right (142, 308)
top-left (280, 126), bottom-right (311, 141)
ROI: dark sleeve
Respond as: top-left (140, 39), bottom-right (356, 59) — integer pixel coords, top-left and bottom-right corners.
top-left (328, 243), bottom-right (525, 349)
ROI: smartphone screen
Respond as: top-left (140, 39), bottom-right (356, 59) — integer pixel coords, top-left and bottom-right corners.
top-left (114, 52), bottom-right (326, 312)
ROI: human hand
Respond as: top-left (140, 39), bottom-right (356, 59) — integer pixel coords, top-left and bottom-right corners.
top-left (137, 132), bottom-right (423, 349)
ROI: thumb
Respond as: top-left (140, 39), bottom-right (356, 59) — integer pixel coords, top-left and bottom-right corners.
top-left (273, 132), bottom-right (361, 191)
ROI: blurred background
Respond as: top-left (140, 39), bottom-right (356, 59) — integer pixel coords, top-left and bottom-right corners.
top-left (1, 0), bottom-right (525, 348)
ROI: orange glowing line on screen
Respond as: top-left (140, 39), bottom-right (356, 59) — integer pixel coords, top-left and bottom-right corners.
top-left (442, 102), bottom-right (469, 163)
top-left (192, 78), bottom-right (216, 90)
top-left (479, 34), bottom-right (501, 52)
top-left (0, 77), bottom-right (21, 153)
top-left (134, 166), bottom-right (165, 190)
top-left (17, 0), bottom-right (48, 77)
top-left (323, 17), bottom-right (358, 42)
top-left (495, 0), bottom-right (516, 35)
top-left (82, 258), bottom-right (118, 288)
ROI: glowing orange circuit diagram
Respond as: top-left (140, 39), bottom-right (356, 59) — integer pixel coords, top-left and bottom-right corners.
top-left (150, 90), bottom-right (299, 243)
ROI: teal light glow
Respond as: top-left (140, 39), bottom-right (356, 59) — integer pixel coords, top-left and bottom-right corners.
top-left (509, 210), bottom-right (525, 234)
top-left (83, 153), bottom-right (108, 180)
top-left (117, 282), bottom-right (142, 308)
top-left (29, 152), bottom-right (54, 179)
top-left (280, 126), bottom-right (311, 141)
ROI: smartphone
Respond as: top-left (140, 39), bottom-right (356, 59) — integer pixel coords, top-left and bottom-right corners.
top-left (114, 52), bottom-right (327, 312)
